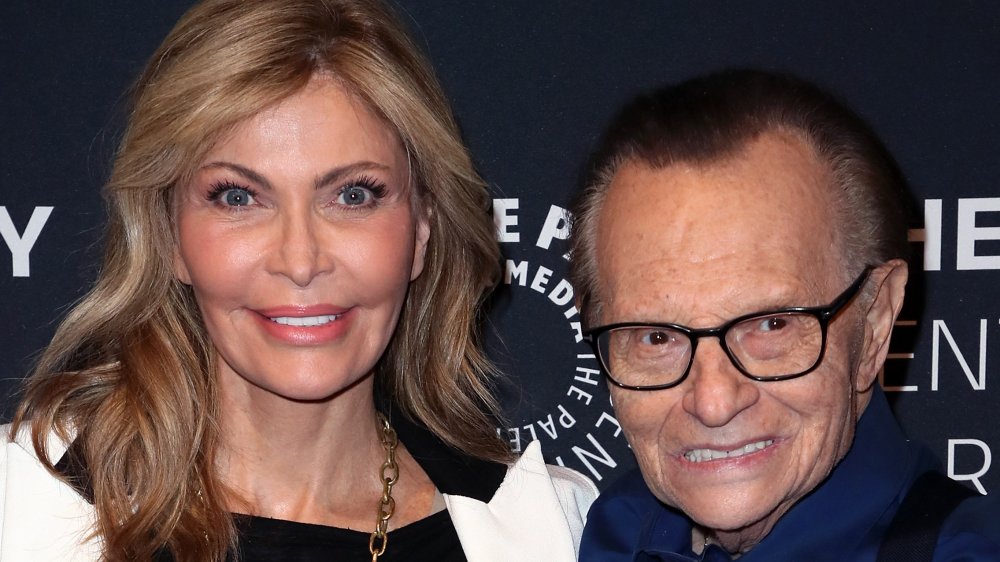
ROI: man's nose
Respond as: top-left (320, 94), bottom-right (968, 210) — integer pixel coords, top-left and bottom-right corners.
top-left (681, 338), bottom-right (760, 427)
top-left (267, 210), bottom-right (334, 287)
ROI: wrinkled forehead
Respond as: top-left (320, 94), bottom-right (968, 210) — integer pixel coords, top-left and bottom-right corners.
top-left (594, 132), bottom-right (846, 324)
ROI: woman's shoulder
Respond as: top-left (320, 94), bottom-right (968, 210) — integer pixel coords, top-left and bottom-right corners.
top-left (511, 440), bottom-right (598, 517)
top-left (0, 421), bottom-right (101, 560)
top-left (0, 420), bottom-right (76, 503)
top-left (545, 461), bottom-right (600, 514)
top-left (0, 420), bottom-right (80, 511)
top-left (543, 458), bottom-right (600, 499)
top-left (443, 440), bottom-right (598, 561)
top-left (0, 422), bottom-right (32, 464)
top-left (0, 421), bottom-right (71, 464)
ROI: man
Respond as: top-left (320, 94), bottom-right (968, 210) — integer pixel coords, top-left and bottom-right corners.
top-left (571, 70), bottom-right (999, 561)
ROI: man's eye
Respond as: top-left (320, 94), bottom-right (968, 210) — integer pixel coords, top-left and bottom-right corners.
top-left (757, 316), bottom-right (788, 332)
top-left (640, 330), bottom-right (673, 345)
top-left (338, 186), bottom-right (373, 206)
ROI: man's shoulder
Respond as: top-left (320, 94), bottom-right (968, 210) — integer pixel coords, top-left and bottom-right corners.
top-left (936, 491), bottom-right (1000, 561)
top-left (585, 466), bottom-right (669, 538)
top-left (590, 466), bottom-right (660, 514)
top-left (579, 467), bottom-right (682, 562)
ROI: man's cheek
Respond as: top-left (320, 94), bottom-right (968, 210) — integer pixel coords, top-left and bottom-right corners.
top-left (611, 392), bottom-right (650, 430)
top-left (616, 397), bottom-right (668, 457)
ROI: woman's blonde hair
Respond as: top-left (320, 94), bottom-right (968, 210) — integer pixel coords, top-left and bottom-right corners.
top-left (12, 0), bottom-right (507, 559)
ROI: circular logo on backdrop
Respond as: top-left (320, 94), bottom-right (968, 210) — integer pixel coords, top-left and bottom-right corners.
top-left (487, 199), bottom-right (634, 485)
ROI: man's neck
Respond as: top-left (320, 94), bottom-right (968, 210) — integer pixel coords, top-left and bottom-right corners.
top-left (691, 524), bottom-right (763, 559)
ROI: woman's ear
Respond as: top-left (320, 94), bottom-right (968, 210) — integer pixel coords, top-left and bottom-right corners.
top-left (855, 259), bottom-right (908, 392)
top-left (174, 246), bottom-right (193, 285)
top-left (410, 207), bottom-right (431, 281)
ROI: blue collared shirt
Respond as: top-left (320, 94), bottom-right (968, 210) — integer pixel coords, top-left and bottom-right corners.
top-left (580, 387), bottom-right (1000, 561)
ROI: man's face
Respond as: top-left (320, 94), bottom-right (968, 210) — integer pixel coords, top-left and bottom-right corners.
top-left (595, 131), bottom-right (871, 544)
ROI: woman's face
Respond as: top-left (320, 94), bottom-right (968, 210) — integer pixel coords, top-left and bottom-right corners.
top-left (173, 76), bottom-right (429, 402)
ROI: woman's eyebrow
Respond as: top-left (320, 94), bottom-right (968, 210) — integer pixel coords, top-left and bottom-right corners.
top-left (314, 161), bottom-right (391, 189)
top-left (199, 160), bottom-right (392, 191)
top-left (201, 161), bottom-right (273, 191)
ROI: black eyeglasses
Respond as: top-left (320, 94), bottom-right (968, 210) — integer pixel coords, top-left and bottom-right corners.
top-left (583, 267), bottom-right (873, 391)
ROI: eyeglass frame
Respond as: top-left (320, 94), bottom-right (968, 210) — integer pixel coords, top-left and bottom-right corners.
top-left (583, 266), bottom-right (874, 391)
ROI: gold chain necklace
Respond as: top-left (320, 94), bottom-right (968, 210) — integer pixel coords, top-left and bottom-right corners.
top-left (368, 413), bottom-right (399, 561)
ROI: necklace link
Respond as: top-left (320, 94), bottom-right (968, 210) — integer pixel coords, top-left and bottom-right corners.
top-left (369, 413), bottom-right (399, 561)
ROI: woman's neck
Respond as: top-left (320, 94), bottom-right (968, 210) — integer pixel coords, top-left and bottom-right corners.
top-left (216, 370), bottom-right (378, 525)
top-left (213, 369), bottom-right (437, 530)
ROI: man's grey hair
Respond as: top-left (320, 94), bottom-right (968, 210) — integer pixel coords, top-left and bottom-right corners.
top-left (570, 68), bottom-right (911, 325)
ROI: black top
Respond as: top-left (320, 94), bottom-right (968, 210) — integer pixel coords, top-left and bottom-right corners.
top-left (55, 405), bottom-right (506, 561)
top-left (230, 510), bottom-right (465, 562)
top-left (151, 510), bottom-right (466, 562)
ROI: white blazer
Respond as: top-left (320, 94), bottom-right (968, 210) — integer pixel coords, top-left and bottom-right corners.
top-left (0, 425), bottom-right (597, 561)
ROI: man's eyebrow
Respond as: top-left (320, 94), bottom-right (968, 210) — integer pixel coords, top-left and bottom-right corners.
top-left (199, 161), bottom-right (392, 190)
top-left (314, 161), bottom-right (392, 189)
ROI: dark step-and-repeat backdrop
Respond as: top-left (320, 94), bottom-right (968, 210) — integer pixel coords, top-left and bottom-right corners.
top-left (2, 2), bottom-right (998, 493)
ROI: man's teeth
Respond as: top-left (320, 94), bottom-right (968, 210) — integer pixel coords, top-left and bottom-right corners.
top-left (270, 314), bottom-right (340, 327)
top-left (684, 440), bottom-right (774, 463)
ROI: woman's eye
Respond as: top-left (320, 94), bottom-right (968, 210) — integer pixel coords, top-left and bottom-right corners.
top-left (207, 181), bottom-right (256, 208)
top-left (221, 187), bottom-right (255, 207)
top-left (337, 185), bottom-right (373, 206)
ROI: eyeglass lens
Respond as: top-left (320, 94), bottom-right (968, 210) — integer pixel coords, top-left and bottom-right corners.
top-left (600, 311), bottom-right (824, 388)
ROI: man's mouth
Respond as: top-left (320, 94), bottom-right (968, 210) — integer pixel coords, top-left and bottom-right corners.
top-left (268, 314), bottom-right (342, 327)
top-left (683, 440), bottom-right (774, 463)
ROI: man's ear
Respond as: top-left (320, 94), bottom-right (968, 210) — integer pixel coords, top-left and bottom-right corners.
top-left (856, 259), bottom-right (908, 392)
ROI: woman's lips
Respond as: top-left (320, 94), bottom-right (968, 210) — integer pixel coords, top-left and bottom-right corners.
top-left (269, 314), bottom-right (341, 327)
top-left (256, 304), bottom-right (350, 317)
top-left (252, 306), bottom-right (354, 345)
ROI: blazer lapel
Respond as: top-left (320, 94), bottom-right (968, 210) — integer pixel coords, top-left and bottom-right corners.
top-left (1, 432), bottom-right (101, 561)
top-left (444, 441), bottom-right (579, 562)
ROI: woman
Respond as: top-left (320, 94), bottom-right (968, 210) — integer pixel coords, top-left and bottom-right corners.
top-left (1, 1), bottom-right (596, 560)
